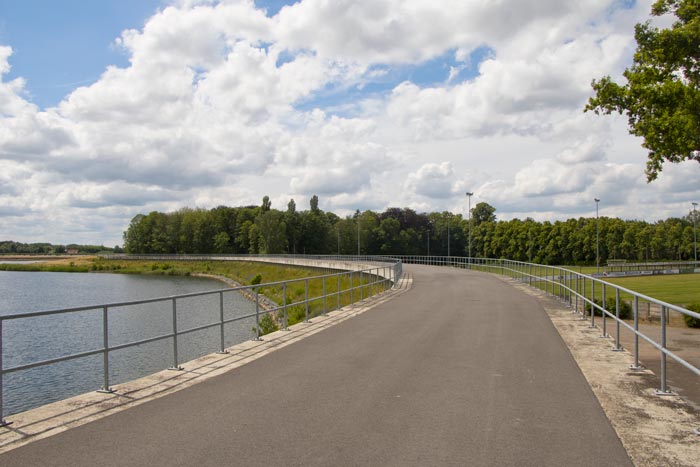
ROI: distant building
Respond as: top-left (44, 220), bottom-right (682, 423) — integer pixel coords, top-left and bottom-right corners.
top-left (66, 248), bottom-right (79, 255)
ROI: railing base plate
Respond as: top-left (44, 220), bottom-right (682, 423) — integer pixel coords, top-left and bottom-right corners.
top-left (611, 346), bottom-right (624, 352)
top-left (654, 389), bottom-right (676, 397)
top-left (216, 350), bottom-right (230, 355)
top-left (97, 387), bottom-right (115, 394)
top-left (168, 366), bottom-right (184, 371)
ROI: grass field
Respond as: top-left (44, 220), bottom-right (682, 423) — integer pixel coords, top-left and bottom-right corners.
top-left (600, 274), bottom-right (700, 307)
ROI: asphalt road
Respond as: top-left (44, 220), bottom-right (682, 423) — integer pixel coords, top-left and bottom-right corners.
top-left (0, 265), bottom-right (633, 466)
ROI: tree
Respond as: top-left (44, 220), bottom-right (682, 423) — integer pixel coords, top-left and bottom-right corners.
top-left (261, 195), bottom-right (271, 212)
top-left (310, 195), bottom-right (319, 213)
top-left (585, 0), bottom-right (700, 181)
top-left (471, 202), bottom-right (496, 225)
top-left (255, 210), bottom-right (287, 254)
top-left (286, 199), bottom-right (300, 254)
top-left (213, 231), bottom-right (231, 253)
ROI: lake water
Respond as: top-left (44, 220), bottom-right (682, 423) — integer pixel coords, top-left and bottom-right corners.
top-left (0, 271), bottom-right (257, 416)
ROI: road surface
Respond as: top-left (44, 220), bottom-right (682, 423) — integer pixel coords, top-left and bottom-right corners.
top-left (0, 265), bottom-right (633, 466)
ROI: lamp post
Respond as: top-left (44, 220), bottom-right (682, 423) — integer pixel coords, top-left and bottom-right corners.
top-left (427, 220), bottom-right (431, 256)
top-left (466, 192), bottom-right (473, 266)
top-left (337, 224), bottom-right (340, 255)
top-left (357, 213), bottom-right (361, 256)
top-left (693, 202), bottom-right (698, 265)
top-left (447, 213), bottom-right (451, 258)
top-left (594, 198), bottom-right (600, 275)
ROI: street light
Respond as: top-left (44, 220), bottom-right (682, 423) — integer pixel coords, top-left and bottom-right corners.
top-left (427, 220), bottom-right (432, 256)
top-left (357, 212), bottom-right (361, 256)
top-left (466, 192), bottom-right (473, 266)
top-left (594, 198), bottom-right (600, 275)
top-left (447, 213), bottom-right (451, 258)
top-left (427, 229), bottom-right (430, 256)
top-left (692, 202), bottom-right (698, 265)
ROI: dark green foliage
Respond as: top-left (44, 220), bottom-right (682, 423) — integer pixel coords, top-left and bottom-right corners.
top-left (683, 303), bottom-right (700, 328)
top-left (0, 241), bottom-right (113, 255)
top-left (255, 313), bottom-right (278, 336)
top-left (585, 297), bottom-right (632, 320)
top-left (120, 197), bottom-right (699, 265)
top-left (250, 274), bottom-right (262, 285)
top-left (586, 0), bottom-right (700, 180)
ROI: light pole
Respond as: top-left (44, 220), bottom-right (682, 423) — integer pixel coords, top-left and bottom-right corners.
top-left (693, 202), bottom-right (698, 265)
top-left (466, 192), bottom-right (473, 266)
top-left (447, 213), bottom-right (451, 257)
top-left (337, 224), bottom-right (340, 255)
top-left (357, 213), bottom-right (361, 256)
top-left (594, 198), bottom-right (600, 274)
top-left (427, 220), bottom-right (431, 256)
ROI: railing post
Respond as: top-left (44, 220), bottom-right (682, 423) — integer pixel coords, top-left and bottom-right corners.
top-left (304, 279), bottom-right (310, 323)
top-left (322, 277), bottom-right (327, 316)
top-left (337, 274), bottom-right (341, 310)
top-left (580, 277), bottom-right (587, 321)
top-left (0, 319), bottom-right (11, 427)
top-left (217, 291), bottom-right (228, 354)
top-left (613, 289), bottom-right (623, 351)
top-left (630, 296), bottom-right (642, 370)
top-left (656, 305), bottom-right (673, 395)
top-left (254, 290), bottom-right (262, 340)
top-left (283, 283), bottom-right (289, 330)
top-left (169, 298), bottom-right (183, 370)
top-left (590, 279), bottom-right (596, 328)
top-left (600, 284), bottom-right (607, 338)
top-left (98, 306), bottom-right (114, 393)
top-left (350, 271), bottom-right (354, 306)
top-left (359, 271), bottom-right (363, 301)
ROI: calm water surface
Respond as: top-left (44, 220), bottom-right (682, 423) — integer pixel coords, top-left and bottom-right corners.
top-left (0, 271), bottom-right (257, 415)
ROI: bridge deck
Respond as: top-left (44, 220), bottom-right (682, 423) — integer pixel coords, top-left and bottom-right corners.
top-left (0, 265), bottom-right (632, 466)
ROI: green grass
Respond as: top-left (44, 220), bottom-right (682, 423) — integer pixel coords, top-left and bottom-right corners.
top-left (600, 274), bottom-right (700, 306)
top-left (480, 262), bottom-right (700, 309)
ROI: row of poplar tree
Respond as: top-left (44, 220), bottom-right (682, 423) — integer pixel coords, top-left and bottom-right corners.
top-left (123, 195), bottom-right (699, 265)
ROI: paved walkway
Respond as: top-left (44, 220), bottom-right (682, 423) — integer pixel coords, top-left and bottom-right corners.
top-left (0, 265), bottom-right (633, 466)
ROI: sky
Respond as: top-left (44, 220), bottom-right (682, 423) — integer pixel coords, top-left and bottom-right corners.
top-left (0, 0), bottom-right (698, 247)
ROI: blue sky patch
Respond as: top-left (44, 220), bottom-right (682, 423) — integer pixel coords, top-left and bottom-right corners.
top-left (293, 46), bottom-right (495, 116)
top-left (0, 0), bottom-right (165, 109)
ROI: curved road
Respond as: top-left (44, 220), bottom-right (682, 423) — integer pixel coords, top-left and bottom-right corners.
top-left (0, 265), bottom-right (632, 466)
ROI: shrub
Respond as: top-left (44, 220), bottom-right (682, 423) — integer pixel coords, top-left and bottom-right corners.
top-left (250, 274), bottom-right (262, 286)
top-left (254, 313), bottom-right (278, 336)
top-left (585, 297), bottom-right (631, 320)
top-left (683, 303), bottom-right (700, 328)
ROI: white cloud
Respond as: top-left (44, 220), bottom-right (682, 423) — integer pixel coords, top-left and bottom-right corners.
top-left (3, 0), bottom-right (697, 246)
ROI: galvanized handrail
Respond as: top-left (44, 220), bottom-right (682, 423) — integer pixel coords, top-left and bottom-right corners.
top-left (0, 257), bottom-right (402, 426)
top-left (395, 255), bottom-right (700, 397)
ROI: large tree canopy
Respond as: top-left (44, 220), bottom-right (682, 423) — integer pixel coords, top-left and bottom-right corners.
top-left (585, 0), bottom-right (700, 181)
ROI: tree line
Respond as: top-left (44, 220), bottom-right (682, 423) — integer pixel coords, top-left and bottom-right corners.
top-left (122, 196), bottom-right (699, 265)
top-left (0, 240), bottom-right (119, 255)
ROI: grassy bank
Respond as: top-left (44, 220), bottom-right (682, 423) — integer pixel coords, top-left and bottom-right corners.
top-left (0, 257), bottom-right (387, 332)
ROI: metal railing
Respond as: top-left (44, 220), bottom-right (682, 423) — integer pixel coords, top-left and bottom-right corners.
top-left (397, 255), bottom-right (700, 399)
top-left (0, 256), bottom-right (402, 426)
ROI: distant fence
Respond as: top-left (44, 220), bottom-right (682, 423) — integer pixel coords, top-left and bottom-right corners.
top-left (602, 260), bottom-right (699, 277)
